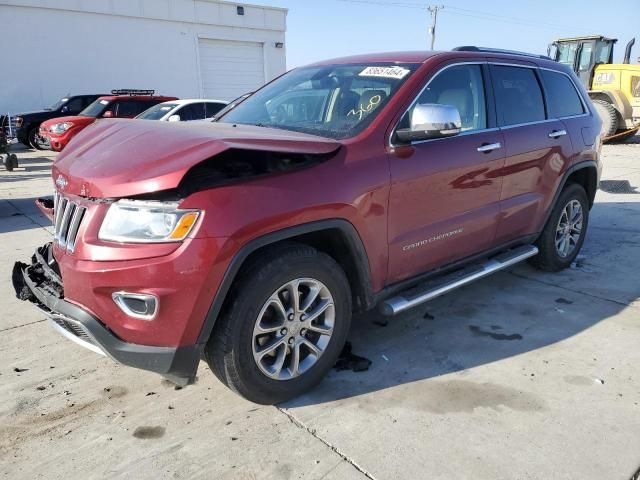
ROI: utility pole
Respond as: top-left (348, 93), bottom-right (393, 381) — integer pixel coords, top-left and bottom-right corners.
top-left (427, 5), bottom-right (444, 50)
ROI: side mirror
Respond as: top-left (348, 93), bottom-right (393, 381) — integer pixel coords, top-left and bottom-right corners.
top-left (103, 110), bottom-right (113, 118)
top-left (396, 103), bottom-right (461, 143)
top-left (168, 114), bottom-right (181, 122)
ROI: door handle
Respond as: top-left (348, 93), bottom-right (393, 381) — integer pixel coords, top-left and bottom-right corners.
top-left (548, 129), bottom-right (567, 138)
top-left (477, 142), bottom-right (501, 153)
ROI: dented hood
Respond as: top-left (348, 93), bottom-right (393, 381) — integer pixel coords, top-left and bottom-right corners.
top-left (52, 119), bottom-right (341, 198)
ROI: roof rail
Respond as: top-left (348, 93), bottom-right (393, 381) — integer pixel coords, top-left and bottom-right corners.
top-left (110, 89), bottom-right (155, 96)
top-left (453, 46), bottom-right (550, 60)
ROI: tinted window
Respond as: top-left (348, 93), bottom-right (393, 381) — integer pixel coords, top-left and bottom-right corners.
top-left (541, 70), bottom-right (584, 118)
top-left (492, 66), bottom-right (545, 126)
top-left (411, 64), bottom-right (487, 131)
top-left (65, 98), bottom-right (83, 114)
top-left (205, 102), bottom-right (226, 118)
top-left (176, 103), bottom-right (206, 121)
top-left (115, 101), bottom-right (153, 118)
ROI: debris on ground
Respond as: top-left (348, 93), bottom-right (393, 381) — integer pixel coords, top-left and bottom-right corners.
top-left (333, 342), bottom-right (372, 372)
top-left (13, 367), bottom-right (28, 373)
top-left (36, 386), bottom-right (45, 391)
top-left (469, 325), bottom-right (523, 341)
top-left (423, 311), bottom-right (435, 320)
top-left (372, 317), bottom-right (389, 327)
top-left (555, 298), bottom-right (574, 305)
top-left (381, 354), bottom-right (389, 362)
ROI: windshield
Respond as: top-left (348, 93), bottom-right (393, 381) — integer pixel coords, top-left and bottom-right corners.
top-left (79, 99), bottom-right (111, 118)
top-left (219, 63), bottom-right (418, 139)
top-left (136, 103), bottom-right (178, 120)
top-left (48, 97), bottom-right (69, 111)
top-left (556, 43), bottom-right (578, 68)
top-left (211, 93), bottom-right (252, 121)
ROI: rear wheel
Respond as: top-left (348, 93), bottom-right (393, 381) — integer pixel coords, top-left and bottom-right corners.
top-left (593, 99), bottom-right (618, 138)
top-left (529, 183), bottom-right (589, 272)
top-left (205, 244), bottom-right (352, 404)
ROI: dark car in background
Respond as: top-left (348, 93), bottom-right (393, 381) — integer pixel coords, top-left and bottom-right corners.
top-left (9, 94), bottom-right (106, 149)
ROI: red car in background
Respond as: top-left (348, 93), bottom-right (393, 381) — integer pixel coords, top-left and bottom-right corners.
top-left (39, 90), bottom-right (178, 151)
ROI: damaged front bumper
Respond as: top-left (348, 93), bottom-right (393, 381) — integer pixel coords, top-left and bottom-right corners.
top-left (12, 243), bottom-right (200, 385)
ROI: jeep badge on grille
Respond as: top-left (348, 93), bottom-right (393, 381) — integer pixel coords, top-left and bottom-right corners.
top-left (55, 175), bottom-right (68, 190)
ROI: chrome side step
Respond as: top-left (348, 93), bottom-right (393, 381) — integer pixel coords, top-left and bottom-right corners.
top-left (381, 245), bottom-right (539, 316)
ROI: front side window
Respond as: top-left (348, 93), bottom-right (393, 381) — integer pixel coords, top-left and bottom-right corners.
top-left (541, 70), bottom-right (584, 118)
top-left (220, 63), bottom-right (418, 139)
top-left (115, 101), bottom-right (152, 118)
top-left (491, 66), bottom-right (545, 126)
top-left (404, 64), bottom-right (487, 132)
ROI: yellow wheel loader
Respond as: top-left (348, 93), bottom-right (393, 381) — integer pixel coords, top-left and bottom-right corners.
top-left (549, 35), bottom-right (640, 142)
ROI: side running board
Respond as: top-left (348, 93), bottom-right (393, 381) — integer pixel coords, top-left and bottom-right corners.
top-left (381, 245), bottom-right (539, 316)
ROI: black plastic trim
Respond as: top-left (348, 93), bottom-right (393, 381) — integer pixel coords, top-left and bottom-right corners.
top-left (537, 160), bottom-right (599, 235)
top-left (195, 219), bottom-right (373, 345)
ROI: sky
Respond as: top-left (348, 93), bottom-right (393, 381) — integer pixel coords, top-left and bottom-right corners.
top-left (246, 0), bottom-right (638, 69)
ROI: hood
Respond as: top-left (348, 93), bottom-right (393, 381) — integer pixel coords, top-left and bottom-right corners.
top-left (42, 115), bottom-right (95, 128)
top-left (52, 119), bottom-right (341, 198)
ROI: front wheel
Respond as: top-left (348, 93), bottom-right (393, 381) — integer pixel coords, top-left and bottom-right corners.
top-left (28, 128), bottom-right (44, 150)
top-left (205, 244), bottom-right (352, 404)
top-left (529, 183), bottom-right (589, 272)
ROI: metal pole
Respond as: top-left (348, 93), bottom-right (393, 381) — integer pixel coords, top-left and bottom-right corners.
top-left (428, 5), bottom-right (443, 50)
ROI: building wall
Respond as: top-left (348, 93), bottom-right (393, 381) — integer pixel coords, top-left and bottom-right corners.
top-left (0, 0), bottom-right (287, 114)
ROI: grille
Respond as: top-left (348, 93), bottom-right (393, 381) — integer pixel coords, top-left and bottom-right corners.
top-left (53, 192), bottom-right (87, 253)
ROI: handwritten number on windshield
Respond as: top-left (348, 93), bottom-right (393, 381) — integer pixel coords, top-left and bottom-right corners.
top-left (347, 94), bottom-right (382, 121)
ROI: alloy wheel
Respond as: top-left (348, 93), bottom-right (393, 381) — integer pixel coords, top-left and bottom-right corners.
top-left (555, 199), bottom-right (583, 258)
top-left (252, 278), bottom-right (335, 380)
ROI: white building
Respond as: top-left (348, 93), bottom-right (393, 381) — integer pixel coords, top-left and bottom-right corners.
top-left (0, 0), bottom-right (287, 114)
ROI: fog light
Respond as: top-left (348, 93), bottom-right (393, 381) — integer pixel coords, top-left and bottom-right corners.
top-left (112, 292), bottom-right (158, 320)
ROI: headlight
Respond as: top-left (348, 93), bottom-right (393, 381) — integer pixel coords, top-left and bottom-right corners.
top-left (99, 200), bottom-right (200, 243)
top-left (49, 122), bottom-right (74, 134)
top-left (15, 117), bottom-right (23, 128)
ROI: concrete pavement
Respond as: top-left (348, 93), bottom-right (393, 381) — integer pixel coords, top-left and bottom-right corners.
top-left (1, 142), bottom-right (639, 479)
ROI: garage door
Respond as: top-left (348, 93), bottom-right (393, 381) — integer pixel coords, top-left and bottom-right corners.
top-left (198, 39), bottom-right (265, 101)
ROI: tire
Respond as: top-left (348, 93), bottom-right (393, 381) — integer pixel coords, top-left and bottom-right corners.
top-left (592, 99), bottom-right (618, 138)
top-left (28, 128), bottom-right (44, 150)
top-left (4, 154), bottom-right (17, 171)
top-left (529, 183), bottom-right (589, 272)
top-left (204, 243), bottom-right (352, 404)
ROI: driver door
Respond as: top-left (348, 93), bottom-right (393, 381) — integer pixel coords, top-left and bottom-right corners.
top-left (386, 63), bottom-right (506, 284)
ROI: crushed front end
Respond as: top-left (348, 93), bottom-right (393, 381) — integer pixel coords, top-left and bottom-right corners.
top-left (12, 243), bottom-right (201, 385)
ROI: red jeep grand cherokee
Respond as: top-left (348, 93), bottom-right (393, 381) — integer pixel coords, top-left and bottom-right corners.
top-left (14, 48), bottom-right (601, 404)
top-left (39, 89), bottom-right (178, 151)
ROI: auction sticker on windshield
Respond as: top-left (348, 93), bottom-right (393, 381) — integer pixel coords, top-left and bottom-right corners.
top-left (359, 66), bottom-right (410, 79)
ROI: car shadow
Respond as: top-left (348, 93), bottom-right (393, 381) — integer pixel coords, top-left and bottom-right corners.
top-left (285, 200), bottom-right (640, 407)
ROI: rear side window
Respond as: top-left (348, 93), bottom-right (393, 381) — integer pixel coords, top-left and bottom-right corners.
top-left (491, 66), bottom-right (545, 126)
top-left (541, 70), bottom-right (585, 118)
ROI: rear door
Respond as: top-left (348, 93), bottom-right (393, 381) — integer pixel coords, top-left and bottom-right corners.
top-left (490, 63), bottom-right (574, 244)
top-left (386, 62), bottom-right (506, 284)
